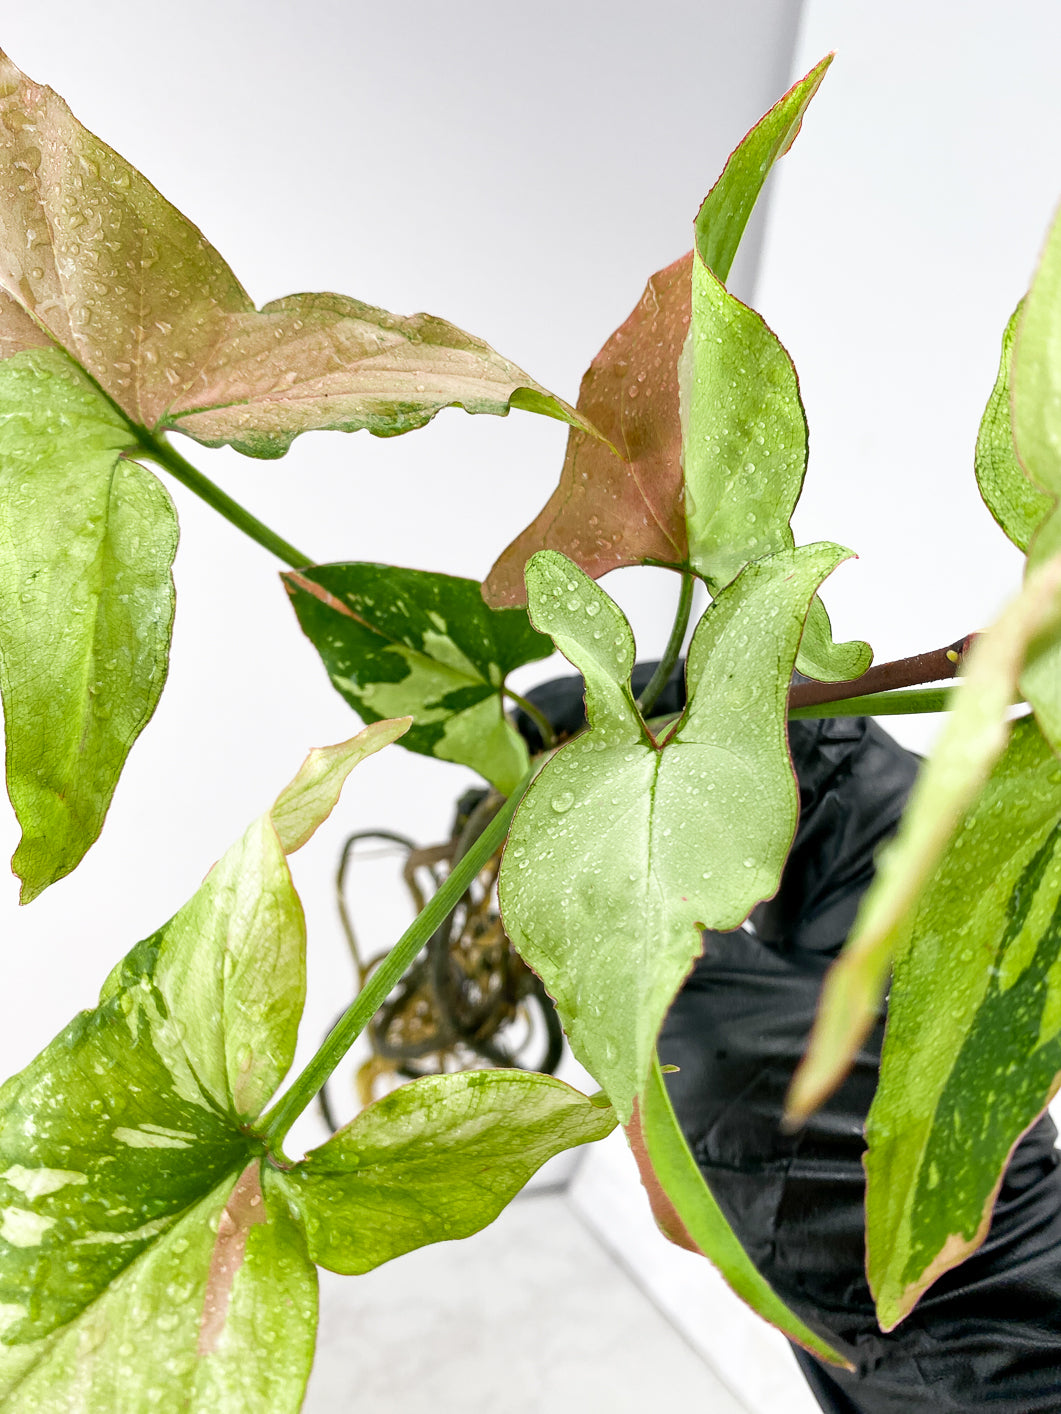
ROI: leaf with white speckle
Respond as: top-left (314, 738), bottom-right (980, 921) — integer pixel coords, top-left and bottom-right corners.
top-left (285, 563), bottom-right (551, 791)
top-left (865, 717), bottom-right (1061, 1330)
top-left (269, 1069), bottom-right (616, 1273)
top-left (0, 726), bottom-right (397, 1410)
top-left (0, 49), bottom-right (587, 460)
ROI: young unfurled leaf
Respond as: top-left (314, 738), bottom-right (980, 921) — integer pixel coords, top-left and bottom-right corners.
top-left (0, 723), bottom-right (404, 1409)
top-left (482, 57), bottom-right (869, 681)
top-left (498, 544), bottom-right (850, 1123)
top-left (627, 1057), bottom-right (848, 1366)
top-left (864, 717), bottom-right (1061, 1331)
top-left (1012, 207), bottom-right (1061, 750)
top-left (976, 303), bottom-right (1052, 552)
top-left (284, 563), bottom-right (552, 792)
top-left (786, 553), bottom-right (1061, 1126)
top-left (0, 348), bottom-right (177, 902)
top-left (268, 1069), bottom-right (616, 1273)
top-left (0, 50), bottom-right (587, 459)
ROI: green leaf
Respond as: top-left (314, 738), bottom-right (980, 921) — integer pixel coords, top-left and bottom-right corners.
top-left (284, 563), bottom-right (551, 791)
top-left (269, 1069), bottom-right (616, 1274)
top-left (976, 303), bottom-right (1052, 552)
top-left (1012, 207), bottom-right (1061, 750)
top-left (682, 56), bottom-right (869, 683)
top-left (0, 347), bottom-right (177, 901)
top-left (499, 544), bottom-right (849, 1122)
top-left (0, 724), bottom-right (400, 1409)
top-left (483, 57), bottom-right (863, 642)
top-left (0, 50), bottom-right (587, 460)
top-left (787, 553), bottom-right (1061, 1126)
top-left (628, 1057), bottom-right (848, 1366)
top-left (864, 717), bottom-right (1061, 1330)
top-left (692, 56), bottom-right (831, 283)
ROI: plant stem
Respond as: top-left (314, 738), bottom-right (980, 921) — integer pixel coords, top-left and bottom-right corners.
top-left (135, 431), bottom-right (313, 569)
top-left (788, 635), bottom-right (972, 712)
top-left (637, 573), bottom-right (695, 716)
top-left (789, 687), bottom-right (956, 719)
top-left (504, 688), bottom-right (557, 751)
top-left (258, 767), bottom-right (534, 1151)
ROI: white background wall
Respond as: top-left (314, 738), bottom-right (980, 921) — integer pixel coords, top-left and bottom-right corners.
top-left (4, 2), bottom-right (1061, 1409)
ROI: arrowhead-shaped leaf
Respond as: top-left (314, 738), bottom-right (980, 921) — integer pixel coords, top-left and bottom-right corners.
top-left (787, 553), bottom-right (1061, 1126)
top-left (0, 50), bottom-right (588, 459)
top-left (498, 544), bottom-right (850, 1123)
top-left (976, 303), bottom-right (1052, 552)
top-left (682, 57), bottom-right (869, 682)
top-left (0, 723), bottom-right (403, 1410)
top-left (0, 347), bottom-right (177, 902)
top-left (1012, 205), bottom-right (1061, 750)
top-left (0, 721), bottom-right (623, 1407)
top-left (269, 1069), bottom-right (616, 1273)
top-left (482, 252), bottom-right (693, 605)
top-left (284, 563), bottom-right (552, 792)
top-left (864, 716), bottom-right (1061, 1330)
top-left (627, 1057), bottom-right (848, 1366)
top-left (483, 57), bottom-right (869, 681)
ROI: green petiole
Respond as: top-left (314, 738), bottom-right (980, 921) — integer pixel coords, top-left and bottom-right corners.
top-left (258, 765), bottom-right (536, 1151)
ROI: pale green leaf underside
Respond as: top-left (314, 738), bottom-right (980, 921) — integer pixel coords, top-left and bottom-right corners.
top-left (976, 303), bottom-right (1052, 553)
top-left (500, 545), bottom-right (848, 1122)
top-left (637, 1057), bottom-right (847, 1366)
top-left (865, 717), bottom-right (1061, 1330)
top-left (271, 1069), bottom-right (617, 1273)
top-left (788, 553), bottom-right (1061, 1125)
top-left (0, 346), bottom-right (177, 901)
top-left (0, 50), bottom-right (586, 460)
top-left (285, 563), bottom-right (551, 792)
top-left (682, 61), bottom-right (869, 684)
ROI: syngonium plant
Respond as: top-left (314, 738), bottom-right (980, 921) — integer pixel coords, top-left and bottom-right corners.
top-left (0, 42), bottom-right (1058, 1411)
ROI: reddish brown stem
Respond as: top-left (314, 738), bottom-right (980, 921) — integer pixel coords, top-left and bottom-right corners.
top-left (788, 635), bottom-right (976, 711)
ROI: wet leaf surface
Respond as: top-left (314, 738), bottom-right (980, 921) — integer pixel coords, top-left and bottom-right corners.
top-left (1013, 206), bottom-right (1061, 751)
top-left (499, 544), bottom-right (848, 1122)
top-left (483, 56), bottom-right (868, 681)
top-left (270, 1070), bottom-right (616, 1273)
top-left (0, 727), bottom-right (400, 1410)
top-left (976, 302), bottom-right (1052, 553)
top-left (865, 718), bottom-right (1061, 1329)
top-left (628, 1057), bottom-right (847, 1366)
top-left (0, 347), bottom-right (176, 901)
top-left (787, 554), bottom-right (1061, 1126)
top-left (0, 50), bottom-right (586, 459)
top-left (285, 563), bottom-right (552, 792)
